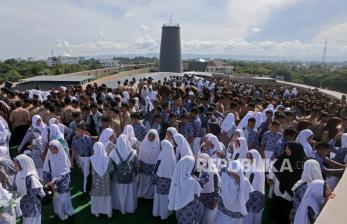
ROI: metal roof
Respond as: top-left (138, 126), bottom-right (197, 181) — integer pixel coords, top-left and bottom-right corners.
top-left (20, 75), bottom-right (94, 82)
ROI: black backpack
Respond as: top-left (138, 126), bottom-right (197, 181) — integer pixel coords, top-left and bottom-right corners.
top-left (114, 149), bottom-right (135, 184)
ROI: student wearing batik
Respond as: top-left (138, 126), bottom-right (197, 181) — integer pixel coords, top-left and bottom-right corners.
top-left (98, 128), bottom-right (116, 155)
top-left (130, 113), bottom-right (147, 142)
top-left (71, 123), bottom-right (93, 194)
top-left (90, 142), bottom-right (114, 218)
top-left (260, 121), bottom-right (281, 170)
top-left (290, 159), bottom-right (323, 223)
top-left (14, 154), bottom-right (44, 224)
top-left (329, 133), bottom-right (347, 164)
top-left (122, 124), bottom-right (138, 148)
top-left (231, 137), bottom-right (249, 161)
top-left (244, 150), bottom-right (265, 224)
top-left (151, 113), bottom-right (162, 134)
top-left (43, 140), bottom-right (74, 221)
top-left (179, 113), bottom-right (194, 146)
top-left (215, 160), bottom-right (254, 224)
top-left (27, 129), bottom-right (45, 179)
top-left (110, 134), bottom-right (138, 214)
top-left (165, 127), bottom-right (178, 145)
top-left (18, 115), bottom-right (48, 154)
top-left (294, 180), bottom-right (333, 224)
top-left (172, 134), bottom-right (194, 160)
top-left (220, 112), bottom-right (236, 146)
top-left (203, 133), bottom-right (225, 159)
top-left (48, 118), bottom-right (73, 143)
top-left (191, 107), bottom-right (203, 156)
top-left (168, 155), bottom-right (206, 224)
top-left (243, 117), bottom-right (259, 150)
top-left (152, 140), bottom-right (177, 220)
top-left (198, 153), bottom-right (220, 224)
top-left (138, 129), bottom-right (161, 199)
top-left (0, 119), bottom-right (11, 147)
top-left (271, 127), bottom-right (297, 160)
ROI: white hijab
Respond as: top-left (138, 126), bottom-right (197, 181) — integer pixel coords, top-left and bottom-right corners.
top-left (221, 113), bottom-right (235, 133)
top-left (43, 140), bottom-right (71, 178)
top-left (341, 133), bottom-right (347, 148)
top-left (294, 180), bottom-right (326, 224)
top-left (31, 115), bottom-right (48, 143)
top-left (206, 134), bottom-right (223, 156)
top-left (48, 118), bottom-right (65, 134)
top-left (0, 146), bottom-right (10, 160)
top-left (122, 91), bottom-right (130, 103)
top-left (91, 142), bottom-right (110, 177)
top-left (122, 125), bottom-right (137, 146)
top-left (155, 140), bottom-right (177, 179)
top-left (232, 137), bottom-right (249, 161)
top-left (168, 155), bottom-right (202, 210)
top-left (245, 149), bottom-right (265, 194)
top-left (255, 112), bottom-right (264, 129)
top-left (15, 154), bottom-right (42, 196)
top-left (138, 129), bottom-right (161, 164)
top-left (173, 134), bottom-right (193, 160)
top-left (49, 124), bottom-right (64, 140)
top-left (219, 160), bottom-right (253, 215)
top-left (296, 129), bottom-right (314, 157)
top-left (234, 128), bottom-right (245, 138)
top-left (292, 159), bottom-right (323, 191)
top-left (110, 134), bottom-right (136, 165)
top-left (237, 111), bottom-right (254, 129)
top-left (99, 128), bottom-right (114, 147)
top-left (145, 96), bottom-right (154, 113)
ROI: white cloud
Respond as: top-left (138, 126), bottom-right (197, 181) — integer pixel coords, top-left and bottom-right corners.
top-left (140, 25), bottom-right (148, 31)
top-left (123, 12), bottom-right (134, 18)
top-left (252, 27), bottom-right (261, 33)
top-left (314, 22), bottom-right (347, 45)
top-left (97, 31), bottom-right (105, 37)
top-left (226, 0), bottom-right (301, 38)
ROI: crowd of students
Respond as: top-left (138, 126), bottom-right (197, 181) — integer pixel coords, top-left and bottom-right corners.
top-left (0, 74), bottom-right (346, 224)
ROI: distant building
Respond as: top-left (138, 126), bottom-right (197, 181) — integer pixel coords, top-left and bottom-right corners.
top-left (47, 56), bottom-right (80, 66)
top-left (98, 59), bottom-right (120, 68)
top-left (188, 61), bottom-right (208, 72)
top-left (206, 60), bottom-right (233, 74)
top-left (16, 75), bottom-right (94, 91)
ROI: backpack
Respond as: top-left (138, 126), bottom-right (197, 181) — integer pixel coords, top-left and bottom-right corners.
top-left (114, 149), bottom-right (135, 184)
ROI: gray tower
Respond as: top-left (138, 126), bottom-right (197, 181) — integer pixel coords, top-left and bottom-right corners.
top-left (159, 23), bottom-right (182, 73)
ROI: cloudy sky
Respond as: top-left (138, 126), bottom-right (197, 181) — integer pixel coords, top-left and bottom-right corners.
top-left (1, 0), bottom-right (347, 61)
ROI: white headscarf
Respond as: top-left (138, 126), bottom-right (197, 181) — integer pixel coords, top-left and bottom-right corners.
top-left (234, 129), bottom-right (245, 138)
top-left (292, 159), bottom-right (323, 191)
top-left (219, 160), bottom-right (253, 215)
top-left (255, 112), bottom-right (264, 129)
top-left (173, 134), bottom-right (193, 160)
top-left (237, 111), bottom-right (254, 129)
top-left (0, 183), bottom-right (12, 200)
top-left (49, 124), bottom-right (64, 140)
top-left (341, 133), bottom-right (347, 148)
top-left (145, 96), bottom-right (154, 113)
top-left (110, 134), bottom-right (136, 165)
top-left (122, 125), bottom-right (137, 146)
top-left (232, 137), bottom-right (249, 160)
top-left (296, 129), bottom-right (314, 157)
top-left (206, 134), bottom-right (223, 156)
top-left (31, 115), bottom-right (48, 143)
top-left (245, 149), bottom-right (265, 194)
top-left (138, 129), bottom-right (161, 164)
top-left (91, 142), bottom-right (110, 177)
top-left (166, 127), bottom-right (178, 145)
top-left (168, 155), bottom-right (202, 210)
top-left (43, 140), bottom-right (71, 178)
top-left (15, 154), bottom-right (42, 196)
top-left (48, 118), bottom-right (65, 135)
top-left (99, 128), bottom-right (114, 147)
top-left (0, 120), bottom-right (10, 145)
top-left (293, 180), bottom-right (326, 224)
top-left (122, 91), bottom-right (130, 103)
top-left (221, 113), bottom-right (235, 133)
top-left (155, 140), bottom-right (177, 179)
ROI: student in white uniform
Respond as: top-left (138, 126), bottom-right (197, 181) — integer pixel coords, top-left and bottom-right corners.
top-left (243, 149), bottom-right (265, 224)
top-left (90, 142), bottom-right (114, 218)
top-left (110, 134), bottom-right (138, 214)
top-left (43, 140), bottom-right (75, 221)
top-left (215, 160), bottom-right (254, 224)
top-left (138, 129), bottom-right (161, 199)
top-left (231, 137), bottom-right (249, 161)
top-left (294, 180), bottom-right (333, 224)
top-left (152, 140), bottom-right (177, 219)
